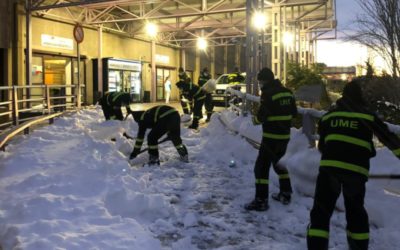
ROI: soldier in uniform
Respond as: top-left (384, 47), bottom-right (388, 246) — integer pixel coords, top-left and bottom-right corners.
top-left (198, 67), bottom-right (213, 122)
top-left (99, 91), bottom-right (132, 121)
top-left (176, 77), bottom-right (206, 130)
top-left (307, 79), bottom-right (400, 250)
top-left (178, 67), bottom-right (192, 115)
top-left (245, 67), bottom-right (297, 211)
top-left (129, 105), bottom-right (189, 165)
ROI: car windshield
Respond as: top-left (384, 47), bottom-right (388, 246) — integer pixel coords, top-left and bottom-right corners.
top-left (216, 74), bottom-right (246, 85)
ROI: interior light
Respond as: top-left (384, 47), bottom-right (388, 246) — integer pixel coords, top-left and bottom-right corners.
top-left (197, 37), bottom-right (207, 50)
top-left (252, 11), bottom-right (267, 31)
top-left (146, 22), bottom-right (158, 38)
top-left (283, 32), bottom-right (294, 46)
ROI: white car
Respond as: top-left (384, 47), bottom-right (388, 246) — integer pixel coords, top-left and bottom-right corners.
top-left (212, 73), bottom-right (246, 106)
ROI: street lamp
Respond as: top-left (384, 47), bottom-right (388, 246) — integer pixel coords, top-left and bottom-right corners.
top-left (145, 21), bottom-right (158, 102)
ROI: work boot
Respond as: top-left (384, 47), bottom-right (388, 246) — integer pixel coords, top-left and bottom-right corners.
top-left (148, 155), bottom-right (160, 166)
top-left (271, 192), bottom-right (291, 205)
top-left (188, 124), bottom-right (198, 130)
top-left (180, 154), bottom-right (189, 163)
top-left (177, 145), bottom-right (189, 163)
top-left (244, 198), bottom-right (269, 211)
top-left (205, 114), bottom-right (211, 123)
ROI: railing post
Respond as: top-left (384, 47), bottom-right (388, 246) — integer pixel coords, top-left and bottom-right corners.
top-left (46, 85), bottom-right (51, 113)
top-left (8, 88), bottom-right (12, 121)
top-left (12, 86), bottom-right (19, 125)
top-left (76, 85), bottom-right (81, 109)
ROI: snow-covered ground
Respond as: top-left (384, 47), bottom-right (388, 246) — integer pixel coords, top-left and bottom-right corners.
top-left (0, 107), bottom-right (399, 250)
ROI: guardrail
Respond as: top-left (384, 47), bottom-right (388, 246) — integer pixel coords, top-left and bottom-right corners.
top-left (0, 84), bottom-right (85, 131)
top-left (0, 112), bottom-right (64, 151)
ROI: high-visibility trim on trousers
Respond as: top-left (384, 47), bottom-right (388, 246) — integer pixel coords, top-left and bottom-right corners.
top-left (320, 160), bottom-right (369, 177)
top-left (307, 228), bottom-right (329, 239)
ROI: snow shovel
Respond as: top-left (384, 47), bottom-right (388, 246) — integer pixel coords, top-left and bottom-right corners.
top-left (137, 136), bottom-right (171, 155)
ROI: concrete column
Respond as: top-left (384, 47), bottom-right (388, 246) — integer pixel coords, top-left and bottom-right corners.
top-left (180, 48), bottom-right (186, 69)
top-left (210, 46), bottom-right (215, 78)
top-left (97, 26), bottom-right (103, 94)
top-left (271, 5), bottom-right (281, 79)
top-left (223, 45), bottom-right (228, 74)
top-left (195, 48), bottom-right (200, 83)
top-left (25, 1), bottom-right (31, 87)
top-left (151, 40), bottom-right (156, 102)
top-left (235, 44), bottom-right (240, 69)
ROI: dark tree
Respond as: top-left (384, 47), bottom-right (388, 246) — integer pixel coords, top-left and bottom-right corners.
top-left (348, 0), bottom-right (400, 78)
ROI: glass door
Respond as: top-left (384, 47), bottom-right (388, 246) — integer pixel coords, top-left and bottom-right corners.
top-left (44, 56), bottom-right (69, 111)
top-left (124, 71), bottom-right (141, 102)
top-left (108, 70), bottom-right (122, 92)
top-left (156, 68), bottom-right (171, 101)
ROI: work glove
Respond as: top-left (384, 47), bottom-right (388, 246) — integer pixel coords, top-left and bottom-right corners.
top-left (252, 116), bottom-right (261, 125)
top-left (251, 103), bottom-right (260, 116)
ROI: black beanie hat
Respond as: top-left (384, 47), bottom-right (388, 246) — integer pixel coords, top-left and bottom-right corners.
top-left (343, 80), bottom-right (365, 104)
top-left (257, 67), bottom-right (275, 82)
top-left (131, 111), bottom-right (145, 122)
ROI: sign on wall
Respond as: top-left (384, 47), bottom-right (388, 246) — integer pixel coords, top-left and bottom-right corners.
top-left (155, 54), bottom-right (170, 64)
top-left (108, 59), bottom-right (141, 71)
top-left (41, 34), bottom-right (73, 50)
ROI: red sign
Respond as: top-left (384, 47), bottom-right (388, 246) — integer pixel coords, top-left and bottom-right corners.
top-left (73, 24), bottom-right (84, 44)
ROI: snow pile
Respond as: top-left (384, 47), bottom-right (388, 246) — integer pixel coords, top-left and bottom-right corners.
top-left (0, 107), bottom-right (399, 250)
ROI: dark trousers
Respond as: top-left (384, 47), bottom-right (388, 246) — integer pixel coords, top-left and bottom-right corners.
top-left (101, 103), bottom-right (123, 121)
top-left (147, 112), bottom-right (184, 158)
top-left (190, 98), bottom-right (205, 128)
top-left (254, 138), bottom-right (292, 200)
top-left (180, 95), bottom-right (193, 115)
top-left (204, 93), bottom-right (214, 119)
top-left (307, 168), bottom-right (369, 250)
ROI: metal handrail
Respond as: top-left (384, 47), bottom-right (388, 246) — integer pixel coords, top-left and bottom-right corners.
top-left (0, 84), bottom-right (86, 131)
top-left (0, 112), bottom-right (64, 151)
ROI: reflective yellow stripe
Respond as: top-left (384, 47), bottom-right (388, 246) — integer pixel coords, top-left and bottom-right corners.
top-left (322, 112), bottom-right (374, 122)
top-left (272, 92), bottom-right (293, 101)
top-left (308, 228), bottom-right (329, 239)
top-left (154, 106), bottom-right (162, 123)
top-left (193, 88), bottom-right (202, 97)
top-left (279, 174), bottom-right (290, 179)
top-left (159, 108), bottom-right (176, 119)
top-left (148, 145), bottom-right (158, 149)
top-left (263, 132), bottom-right (290, 140)
top-left (193, 115), bottom-right (201, 119)
top-left (393, 148), bottom-right (400, 156)
top-left (134, 140), bottom-right (143, 149)
top-left (253, 116), bottom-right (261, 125)
top-left (347, 230), bottom-right (369, 240)
top-left (321, 160), bottom-right (369, 177)
top-left (112, 92), bottom-right (125, 102)
top-left (176, 144), bottom-right (184, 149)
top-left (255, 179), bottom-right (269, 184)
top-left (267, 115), bottom-right (293, 121)
top-left (140, 110), bottom-right (147, 121)
top-left (196, 95), bottom-right (206, 101)
top-left (325, 134), bottom-right (372, 151)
